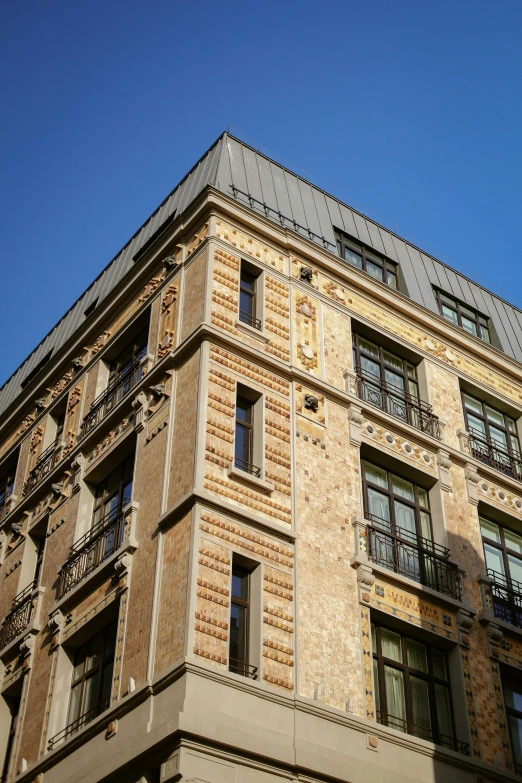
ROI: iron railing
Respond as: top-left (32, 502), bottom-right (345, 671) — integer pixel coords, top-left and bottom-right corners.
top-left (47, 696), bottom-right (110, 750)
top-left (376, 710), bottom-right (470, 755)
top-left (365, 513), bottom-right (462, 600)
top-left (22, 439), bottom-right (63, 496)
top-left (239, 310), bottom-right (262, 330)
top-left (0, 580), bottom-right (37, 649)
top-left (355, 368), bottom-right (442, 440)
top-left (467, 428), bottom-right (522, 482)
top-left (234, 456), bottom-right (261, 478)
top-left (79, 358), bottom-right (144, 441)
top-left (229, 658), bottom-right (258, 679)
top-left (58, 507), bottom-right (126, 598)
top-left (487, 568), bottom-right (522, 628)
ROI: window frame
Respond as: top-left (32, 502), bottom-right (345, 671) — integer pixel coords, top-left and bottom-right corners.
top-left (92, 454), bottom-right (134, 527)
top-left (372, 621), bottom-right (457, 749)
top-left (434, 289), bottom-right (491, 343)
top-left (229, 563), bottom-right (251, 677)
top-left (352, 333), bottom-right (419, 399)
top-left (334, 229), bottom-right (398, 289)
top-left (0, 470), bottom-right (15, 522)
top-left (502, 672), bottom-right (522, 773)
top-left (107, 328), bottom-right (148, 388)
top-left (239, 262), bottom-right (262, 331)
top-left (461, 391), bottom-right (521, 460)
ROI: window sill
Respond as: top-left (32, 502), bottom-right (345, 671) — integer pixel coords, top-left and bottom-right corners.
top-left (234, 319), bottom-right (270, 343)
top-left (227, 466), bottom-right (274, 495)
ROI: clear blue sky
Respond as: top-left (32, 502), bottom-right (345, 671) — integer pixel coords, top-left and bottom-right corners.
top-left (1, 0), bottom-right (521, 386)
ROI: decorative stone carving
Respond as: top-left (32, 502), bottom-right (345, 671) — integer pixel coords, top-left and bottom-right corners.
top-left (299, 266), bottom-right (313, 283)
top-left (34, 397), bottom-right (47, 412)
top-left (20, 634), bottom-right (35, 666)
top-left (348, 403), bottom-right (364, 447)
top-left (436, 449), bottom-right (452, 493)
top-left (163, 255), bottom-right (177, 271)
top-left (71, 356), bottom-right (84, 371)
top-left (114, 552), bottom-right (132, 579)
top-left (48, 609), bottom-right (64, 648)
top-left (71, 453), bottom-right (86, 493)
top-left (456, 608), bottom-right (475, 648)
top-left (303, 394), bottom-right (319, 413)
top-left (342, 367), bottom-right (357, 396)
top-left (149, 383), bottom-right (169, 401)
top-left (464, 463), bottom-right (480, 505)
top-left (132, 392), bottom-right (149, 433)
top-left (29, 426), bottom-right (44, 454)
top-left (300, 303), bottom-right (313, 317)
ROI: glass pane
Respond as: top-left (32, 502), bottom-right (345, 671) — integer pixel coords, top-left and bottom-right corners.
top-left (236, 398), bottom-right (252, 423)
top-left (407, 363), bottom-right (417, 379)
top-left (235, 422), bottom-right (250, 464)
top-left (435, 683), bottom-right (453, 740)
top-left (508, 554), bottom-right (522, 587)
top-left (384, 665), bottom-right (406, 728)
top-left (420, 511), bottom-right (432, 541)
top-left (361, 356), bottom-right (380, 380)
top-left (509, 715), bottom-right (522, 768)
top-left (122, 478), bottom-right (133, 507)
top-left (431, 649), bottom-right (448, 681)
top-left (67, 682), bottom-right (83, 725)
top-left (480, 517), bottom-right (501, 543)
top-left (232, 568), bottom-right (249, 599)
top-left (345, 248), bottom-right (362, 268)
top-left (460, 305), bottom-right (477, 318)
top-left (384, 369), bottom-right (405, 392)
top-left (229, 602), bottom-right (247, 666)
top-left (467, 414), bottom-right (486, 439)
top-left (359, 338), bottom-right (379, 357)
top-left (480, 325), bottom-right (491, 343)
top-left (373, 658), bottom-right (381, 713)
top-left (490, 426), bottom-right (508, 451)
top-left (383, 351), bottom-right (403, 370)
top-left (417, 488), bottom-right (429, 508)
top-left (407, 639), bottom-right (427, 672)
top-left (366, 260), bottom-right (384, 282)
top-left (371, 623), bottom-right (377, 651)
top-left (83, 670), bottom-right (101, 713)
top-left (511, 435), bottom-right (521, 456)
top-left (440, 293), bottom-right (456, 306)
top-left (509, 419), bottom-right (518, 434)
top-left (394, 501), bottom-right (416, 536)
top-left (381, 629), bottom-right (402, 662)
top-left (240, 270), bottom-right (256, 292)
top-left (505, 681), bottom-right (522, 711)
top-left (485, 405), bottom-right (504, 427)
top-left (463, 394), bottom-right (483, 415)
top-left (106, 469), bottom-right (120, 497)
top-left (410, 676), bottom-right (431, 737)
top-left (408, 380), bottom-right (419, 399)
top-left (86, 633), bottom-right (105, 672)
top-left (441, 304), bottom-right (458, 324)
top-left (386, 270), bottom-right (398, 289)
top-left (484, 542), bottom-right (505, 576)
top-left (365, 463), bottom-right (388, 488)
top-left (100, 662), bottom-right (113, 705)
top-left (367, 488), bottom-right (391, 524)
top-left (505, 529), bottom-right (522, 554)
top-left (391, 476), bottom-right (414, 502)
top-left (240, 289), bottom-right (254, 316)
top-left (461, 316), bottom-right (477, 336)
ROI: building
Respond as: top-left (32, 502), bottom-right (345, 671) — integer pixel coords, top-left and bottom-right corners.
top-left (1, 131), bottom-right (522, 783)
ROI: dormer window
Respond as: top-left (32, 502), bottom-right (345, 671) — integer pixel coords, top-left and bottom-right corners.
top-left (334, 230), bottom-right (398, 289)
top-left (434, 290), bottom-right (491, 343)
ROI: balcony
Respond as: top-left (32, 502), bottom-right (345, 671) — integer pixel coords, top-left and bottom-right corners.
top-left (485, 568), bottom-right (522, 628)
top-left (0, 580), bottom-right (38, 650)
top-left (234, 456), bottom-right (261, 478)
top-left (229, 658), bottom-right (258, 679)
top-left (355, 369), bottom-right (442, 440)
top-left (47, 696), bottom-right (109, 750)
top-left (239, 310), bottom-right (262, 331)
top-left (58, 506), bottom-right (128, 598)
top-left (363, 513), bottom-right (462, 600)
top-left (376, 710), bottom-right (470, 755)
top-left (462, 428), bottom-right (522, 483)
top-left (78, 358), bottom-right (144, 442)
top-left (22, 439), bottom-right (63, 497)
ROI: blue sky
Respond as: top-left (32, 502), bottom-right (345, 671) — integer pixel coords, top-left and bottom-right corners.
top-left (1, 0), bottom-right (521, 385)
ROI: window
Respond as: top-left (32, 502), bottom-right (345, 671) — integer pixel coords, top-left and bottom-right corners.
top-left (92, 455), bottom-right (134, 528)
top-left (352, 334), bottom-right (443, 437)
top-left (33, 535), bottom-right (45, 585)
top-left (83, 298), bottom-right (98, 320)
top-left (20, 349), bottom-right (54, 390)
top-left (462, 392), bottom-right (521, 480)
top-left (435, 290), bottom-right (490, 343)
top-left (480, 516), bottom-right (522, 628)
top-left (229, 562), bottom-right (257, 679)
top-left (108, 329), bottom-right (148, 389)
top-left (1, 694), bottom-right (20, 782)
top-left (361, 461), bottom-right (460, 598)
top-left (0, 470), bottom-right (14, 522)
top-left (372, 622), bottom-right (465, 753)
top-left (66, 622), bottom-right (116, 738)
top-left (234, 389), bottom-right (261, 478)
top-left (502, 673), bottom-right (522, 774)
top-left (334, 230), bottom-right (398, 289)
top-left (239, 263), bottom-right (262, 330)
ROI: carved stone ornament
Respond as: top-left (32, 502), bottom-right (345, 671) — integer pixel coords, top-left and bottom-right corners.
top-left (34, 397), bottom-right (47, 411)
top-left (456, 608), bottom-right (475, 647)
top-left (303, 394), bottom-right (319, 413)
top-left (20, 634), bottom-right (35, 659)
top-left (71, 356), bottom-right (84, 371)
top-left (149, 383), bottom-right (168, 401)
top-left (348, 403), bottom-right (364, 447)
top-left (300, 345), bottom-right (314, 360)
top-left (163, 255), bottom-right (177, 270)
top-left (71, 453), bottom-right (86, 493)
top-left (356, 564), bottom-right (375, 589)
top-left (436, 449), bottom-right (452, 493)
top-left (300, 303), bottom-right (313, 317)
top-left (114, 552), bottom-right (132, 578)
top-left (132, 391), bottom-right (149, 433)
top-left (464, 463), bottom-right (480, 505)
top-left (299, 266), bottom-right (314, 283)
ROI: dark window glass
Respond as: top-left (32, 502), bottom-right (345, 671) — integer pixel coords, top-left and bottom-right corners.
top-left (372, 622), bottom-right (457, 749)
top-left (435, 290), bottom-right (491, 343)
top-left (108, 329), bottom-right (148, 388)
top-left (0, 470), bottom-right (15, 522)
top-left (462, 392), bottom-right (521, 481)
top-left (66, 623), bottom-right (117, 733)
top-left (33, 536), bottom-right (46, 585)
top-left (353, 334), bottom-right (419, 400)
top-left (235, 396), bottom-right (254, 472)
top-left (1, 695), bottom-right (20, 782)
top-left (92, 455), bottom-right (134, 527)
top-left (334, 230), bottom-right (398, 290)
top-left (229, 564), bottom-right (250, 676)
top-left (503, 674), bottom-right (522, 773)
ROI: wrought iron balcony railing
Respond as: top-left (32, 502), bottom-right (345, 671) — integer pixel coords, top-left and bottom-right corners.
top-left (0, 579), bottom-right (37, 649)
top-left (487, 568), bottom-right (522, 628)
top-left (365, 513), bottom-right (462, 600)
top-left (234, 456), bottom-right (261, 478)
top-left (239, 310), bottom-right (262, 330)
top-left (79, 358), bottom-right (144, 442)
top-left (376, 710), bottom-right (470, 755)
top-left (22, 439), bottom-right (63, 497)
top-left (355, 368), bottom-right (442, 440)
top-left (58, 507), bottom-right (127, 598)
top-left (228, 658), bottom-right (258, 679)
top-left (47, 696), bottom-right (110, 750)
top-left (465, 428), bottom-right (522, 483)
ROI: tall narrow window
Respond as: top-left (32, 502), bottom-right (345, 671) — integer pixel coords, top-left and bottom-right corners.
top-left (334, 230), bottom-right (398, 289)
top-left (435, 290), bottom-right (490, 342)
top-left (1, 695), bottom-right (20, 782)
top-left (108, 329), bottom-right (148, 390)
top-left (229, 562), bottom-right (257, 679)
top-left (66, 623), bottom-right (116, 738)
top-left (92, 455), bottom-right (134, 528)
top-left (235, 395), bottom-right (260, 477)
top-left (0, 471), bottom-right (14, 523)
top-left (32, 536), bottom-right (45, 585)
top-left (239, 263), bottom-right (262, 330)
top-left (480, 516), bottom-right (522, 628)
top-left (372, 622), bottom-right (466, 753)
top-left (462, 392), bottom-right (521, 480)
top-left (503, 674), bottom-right (522, 774)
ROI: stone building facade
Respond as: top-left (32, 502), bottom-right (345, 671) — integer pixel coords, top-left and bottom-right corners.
top-left (1, 133), bottom-right (522, 783)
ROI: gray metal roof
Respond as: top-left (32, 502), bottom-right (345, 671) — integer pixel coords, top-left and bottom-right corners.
top-left (2, 131), bottom-right (522, 421)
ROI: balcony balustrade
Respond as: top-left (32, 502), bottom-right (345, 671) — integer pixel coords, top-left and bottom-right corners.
top-left (0, 579), bottom-right (37, 649)
top-left (485, 568), bottom-right (522, 628)
top-left (238, 310), bottom-right (262, 330)
top-left (47, 696), bottom-right (110, 750)
top-left (355, 369), bottom-right (442, 440)
top-left (462, 428), bottom-right (522, 483)
top-left (78, 358), bottom-right (144, 442)
top-left (228, 658), bottom-right (258, 679)
top-left (22, 439), bottom-right (63, 497)
top-left (376, 710), bottom-right (470, 755)
top-left (363, 513), bottom-right (462, 600)
top-left (233, 456), bottom-right (261, 478)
